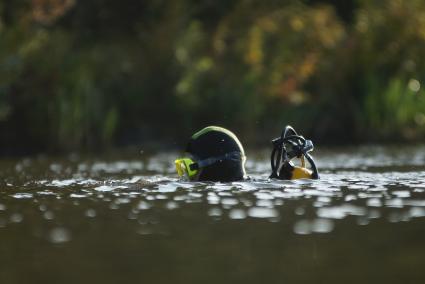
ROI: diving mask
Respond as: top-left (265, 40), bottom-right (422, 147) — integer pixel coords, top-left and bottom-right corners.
top-left (175, 151), bottom-right (244, 180)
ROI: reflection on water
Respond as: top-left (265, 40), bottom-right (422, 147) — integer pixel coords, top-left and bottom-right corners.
top-left (0, 146), bottom-right (425, 283)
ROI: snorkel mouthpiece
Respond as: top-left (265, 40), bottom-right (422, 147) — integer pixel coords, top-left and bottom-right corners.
top-left (270, 125), bottom-right (319, 180)
top-left (175, 158), bottom-right (198, 180)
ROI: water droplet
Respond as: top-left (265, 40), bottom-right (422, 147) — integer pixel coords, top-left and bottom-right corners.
top-left (115, 198), bottom-right (131, 204)
top-left (221, 198), bottom-right (238, 206)
top-left (392, 191), bottom-right (410, 198)
top-left (95, 185), bottom-right (115, 192)
top-left (357, 217), bottom-right (370, 226)
top-left (344, 194), bottom-right (357, 202)
top-left (10, 213), bottom-right (23, 223)
top-left (109, 203), bottom-right (119, 210)
top-left (248, 207), bottom-right (279, 218)
top-left (255, 192), bottom-right (274, 200)
top-left (256, 199), bottom-right (274, 208)
top-left (388, 212), bottom-right (404, 223)
top-left (137, 201), bottom-right (151, 210)
top-left (311, 219), bottom-right (334, 233)
top-left (70, 193), bottom-right (87, 198)
top-left (43, 211), bottom-right (54, 220)
top-left (137, 227), bottom-right (153, 235)
top-left (368, 209), bottom-right (381, 219)
top-left (128, 212), bottom-right (138, 220)
top-left (208, 207), bottom-right (222, 217)
top-left (154, 194), bottom-right (167, 200)
top-left (386, 198), bottom-right (403, 208)
top-left (157, 184), bottom-right (178, 193)
top-left (207, 193), bottom-right (220, 205)
top-left (317, 205), bottom-right (366, 219)
top-left (85, 209), bottom-right (96, 217)
top-left (49, 227), bottom-right (71, 244)
top-left (165, 201), bottom-right (178, 210)
top-left (366, 198), bottom-right (382, 207)
top-left (409, 207), bottom-right (425, 218)
top-left (50, 179), bottom-right (77, 187)
top-left (295, 207), bottom-right (305, 215)
top-left (404, 200), bottom-right (425, 207)
top-left (293, 219), bottom-right (334, 234)
top-left (229, 209), bottom-right (247, 220)
top-left (11, 193), bottom-right (33, 199)
top-left (294, 220), bottom-right (311, 235)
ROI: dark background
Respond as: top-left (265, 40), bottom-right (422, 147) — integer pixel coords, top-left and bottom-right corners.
top-left (1, 0), bottom-right (425, 155)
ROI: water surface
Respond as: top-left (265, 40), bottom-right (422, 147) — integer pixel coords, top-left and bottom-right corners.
top-left (1, 146), bottom-right (425, 284)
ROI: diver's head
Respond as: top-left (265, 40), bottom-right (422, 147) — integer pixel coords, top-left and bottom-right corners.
top-left (175, 126), bottom-right (246, 182)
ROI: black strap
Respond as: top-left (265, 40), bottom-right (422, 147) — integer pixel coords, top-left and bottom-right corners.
top-left (189, 151), bottom-right (244, 171)
top-left (270, 126), bottom-right (319, 179)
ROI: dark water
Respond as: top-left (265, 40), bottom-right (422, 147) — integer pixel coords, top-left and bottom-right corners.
top-left (1, 146), bottom-right (425, 284)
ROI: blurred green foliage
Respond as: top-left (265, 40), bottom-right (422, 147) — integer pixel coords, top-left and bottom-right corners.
top-left (1, 0), bottom-right (425, 154)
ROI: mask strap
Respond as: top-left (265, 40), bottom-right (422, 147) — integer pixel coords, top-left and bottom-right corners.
top-left (191, 151), bottom-right (244, 170)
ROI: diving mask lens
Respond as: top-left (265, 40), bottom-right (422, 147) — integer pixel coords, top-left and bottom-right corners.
top-left (174, 158), bottom-right (198, 179)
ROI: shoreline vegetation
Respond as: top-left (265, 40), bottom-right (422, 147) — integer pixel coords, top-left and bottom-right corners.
top-left (1, 0), bottom-right (425, 156)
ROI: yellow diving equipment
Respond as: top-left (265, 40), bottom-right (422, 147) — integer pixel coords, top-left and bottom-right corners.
top-left (175, 158), bottom-right (198, 179)
top-left (291, 156), bottom-right (315, 179)
top-left (269, 125), bottom-right (319, 180)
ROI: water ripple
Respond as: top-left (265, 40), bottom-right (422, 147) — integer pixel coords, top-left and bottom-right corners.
top-left (0, 147), bottom-right (425, 241)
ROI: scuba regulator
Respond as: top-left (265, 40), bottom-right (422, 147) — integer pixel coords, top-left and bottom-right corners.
top-left (270, 125), bottom-right (319, 180)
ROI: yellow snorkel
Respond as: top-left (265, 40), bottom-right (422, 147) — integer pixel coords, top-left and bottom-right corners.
top-left (174, 158), bottom-right (199, 180)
